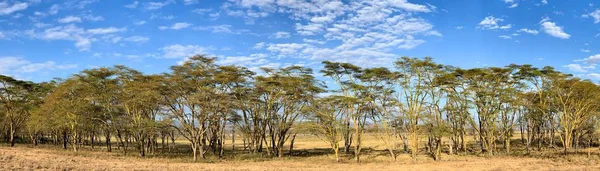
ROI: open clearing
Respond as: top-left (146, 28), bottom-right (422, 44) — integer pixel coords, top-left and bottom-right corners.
top-left (2, 145), bottom-right (600, 171)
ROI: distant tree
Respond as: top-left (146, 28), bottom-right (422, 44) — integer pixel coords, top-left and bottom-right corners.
top-left (39, 79), bottom-right (95, 152)
top-left (116, 66), bottom-right (162, 157)
top-left (162, 55), bottom-right (218, 161)
top-left (256, 66), bottom-right (323, 157)
top-left (321, 61), bottom-right (363, 162)
top-left (307, 96), bottom-right (345, 162)
top-left (358, 67), bottom-right (398, 161)
top-left (75, 68), bottom-right (120, 152)
top-left (393, 57), bottom-right (436, 159)
top-left (0, 75), bottom-right (38, 147)
top-left (550, 77), bottom-right (600, 152)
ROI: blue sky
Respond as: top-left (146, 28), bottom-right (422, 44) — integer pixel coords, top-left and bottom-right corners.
top-left (1, 0), bottom-right (600, 82)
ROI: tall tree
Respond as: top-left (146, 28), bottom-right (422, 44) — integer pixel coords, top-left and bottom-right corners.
top-left (256, 66), bottom-right (323, 157)
top-left (393, 57), bottom-right (436, 159)
top-left (550, 77), bottom-right (600, 152)
top-left (0, 75), bottom-right (38, 147)
top-left (321, 61), bottom-right (366, 162)
top-left (162, 55), bottom-right (218, 161)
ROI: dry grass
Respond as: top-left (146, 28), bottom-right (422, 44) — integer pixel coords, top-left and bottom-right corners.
top-left (2, 135), bottom-right (600, 170)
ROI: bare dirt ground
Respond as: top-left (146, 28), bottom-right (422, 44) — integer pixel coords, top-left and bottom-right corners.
top-left (2, 146), bottom-right (600, 171)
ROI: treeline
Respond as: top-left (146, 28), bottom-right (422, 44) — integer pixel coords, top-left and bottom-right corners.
top-left (1, 56), bottom-right (599, 162)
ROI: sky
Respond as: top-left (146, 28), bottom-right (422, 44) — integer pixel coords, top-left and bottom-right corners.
top-left (1, 0), bottom-right (600, 82)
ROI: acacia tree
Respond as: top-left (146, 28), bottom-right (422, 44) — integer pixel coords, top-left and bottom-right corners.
top-left (394, 57), bottom-right (436, 159)
top-left (358, 67), bottom-right (398, 161)
top-left (442, 68), bottom-right (472, 153)
top-left (515, 65), bottom-right (558, 151)
top-left (162, 56), bottom-right (218, 161)
top-left (40, 79), bottom-right (97, 152)
top-left (0, 75), bottom-right (38, 147)
top-left (117, 67), bottom-right (162, 157)
top-left (462, 67), bottom-right (513, 156)
top-left (550, 77), bottom-right (600, 152)
top-left (256, 66), bottom-right (323, 157)
top-left (307, 96), bottom-right (346, 162)
top-left (76, 68), bottom-right (120, 152)
top-left (321, 61), bottom-right (362, 161)
top-left (425, 64), bottom-right (450, 160)
top-left (25, 81), bottom-right (56, 146)
top-left (496, 65), bottom-right (525, 154)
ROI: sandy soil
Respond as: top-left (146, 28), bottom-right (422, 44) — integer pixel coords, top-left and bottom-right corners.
top-left (2, 146), bottom-right (600, 171)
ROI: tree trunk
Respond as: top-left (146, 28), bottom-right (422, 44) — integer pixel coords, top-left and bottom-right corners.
top-left (91, 135), bottom-right (95, 149)
top-left (9, 124), bottom-right (15, 147)
top-left (192, 143), bottom-right (198, 162)
top-left (411, 127), bottom-right (418, 160)
top-left (105, 131), bottom-right (112, 152)
top-left (62, 131), bottom-right (68, 150)
top-left (287, 133), bottom-right (296, 155)
top-left (505, 137), bottom-right (511, 153)
top-left (434, 138), bottom-right (442, 161)
top-left (232, 129), bottom-right (236, 155)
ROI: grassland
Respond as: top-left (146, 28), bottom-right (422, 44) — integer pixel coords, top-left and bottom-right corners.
top-left (2, 134), bottom-right (600, 170)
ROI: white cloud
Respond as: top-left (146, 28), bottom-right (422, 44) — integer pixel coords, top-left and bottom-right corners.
top-left (583, 9), bottom-right (600, 23)
top-left (455, 26), bottom-right (464, 30)
top-left (159, 22), bottom-right (191, 30)
top-left (160, 44), bottom-right (208, 58)
top-left (540, 19), bottom-right (570, 39)
top-left (124, 36), bottom-right (149, 43)
top-left (502, 0), bottom-right (518, 8)
top-left (542, 0), bottom-right (548, 4)
top-left (66, 0), bottom-right (98, 9)
top-left (209, 12), bottom-right (220, 19)
top-left (58, 16), bottom-right (82, 23)
top-left (478, 16), bottom-right (511, 30)
top-left (0, 2), bottom-right (29, 15)
top-left (587, 73), bottom-right (600, 80)
top-left (0, 57), bottom-right (29, 74)
top-left (83, 14), bottom-right (104, 21)
top-left (266, 43), bottom-right (307, 55)
top-left (134, 20), bottom-right (146, 26)
top-left (0, 57), bottom-right (77, 75)
top-left (194, 25), bottom-right (250, 34)
top-left (111, 36), bottom-right (122, 43)
top-left (193, 8), bottom-right (211, 15)
top-left (295, 23), bottom-right (324, 35)
top-left (273, 31), bottom-right (291, 39)
top-left (303, 38), bottom-right (325, 45)
top-left (582, 49), bottom-right (591, 53)
top-left (577, 54), bottom-right (600, 64)
top-left (125, 1), bottom-right (139, 8)
top-left (87, 27), bottom-right (127, 35)
top-left (518, 28), bottom-right (539, 35)
top-left (499, 24), bottom-right (512, 29)
top-left (36, 25), bottom-right (128, 51)
top-left (183, 0), bottom-right (198, 5)
top-left (217, 53), bottom-right (268, 66)
top-left (499, 35), bottom-right (512, 39)
top-left (145, 0), bottom-right (174, 10)
top-left (253, 42), bottom-right (265, 49)
top-left (387, 0), bottom-right (432, 12)
top-left (310, 13), bottom-right (336, 23)
top-left (565, 64), bottom-right (588, 72)
top-left (40, 24), bottom-right (92, 51)
top-left (224, 0), bottom-right (437, 66)
top-left (34, 11), bottom-right (46, 16)
top-left (48, 4), bottom-right (59, 15)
